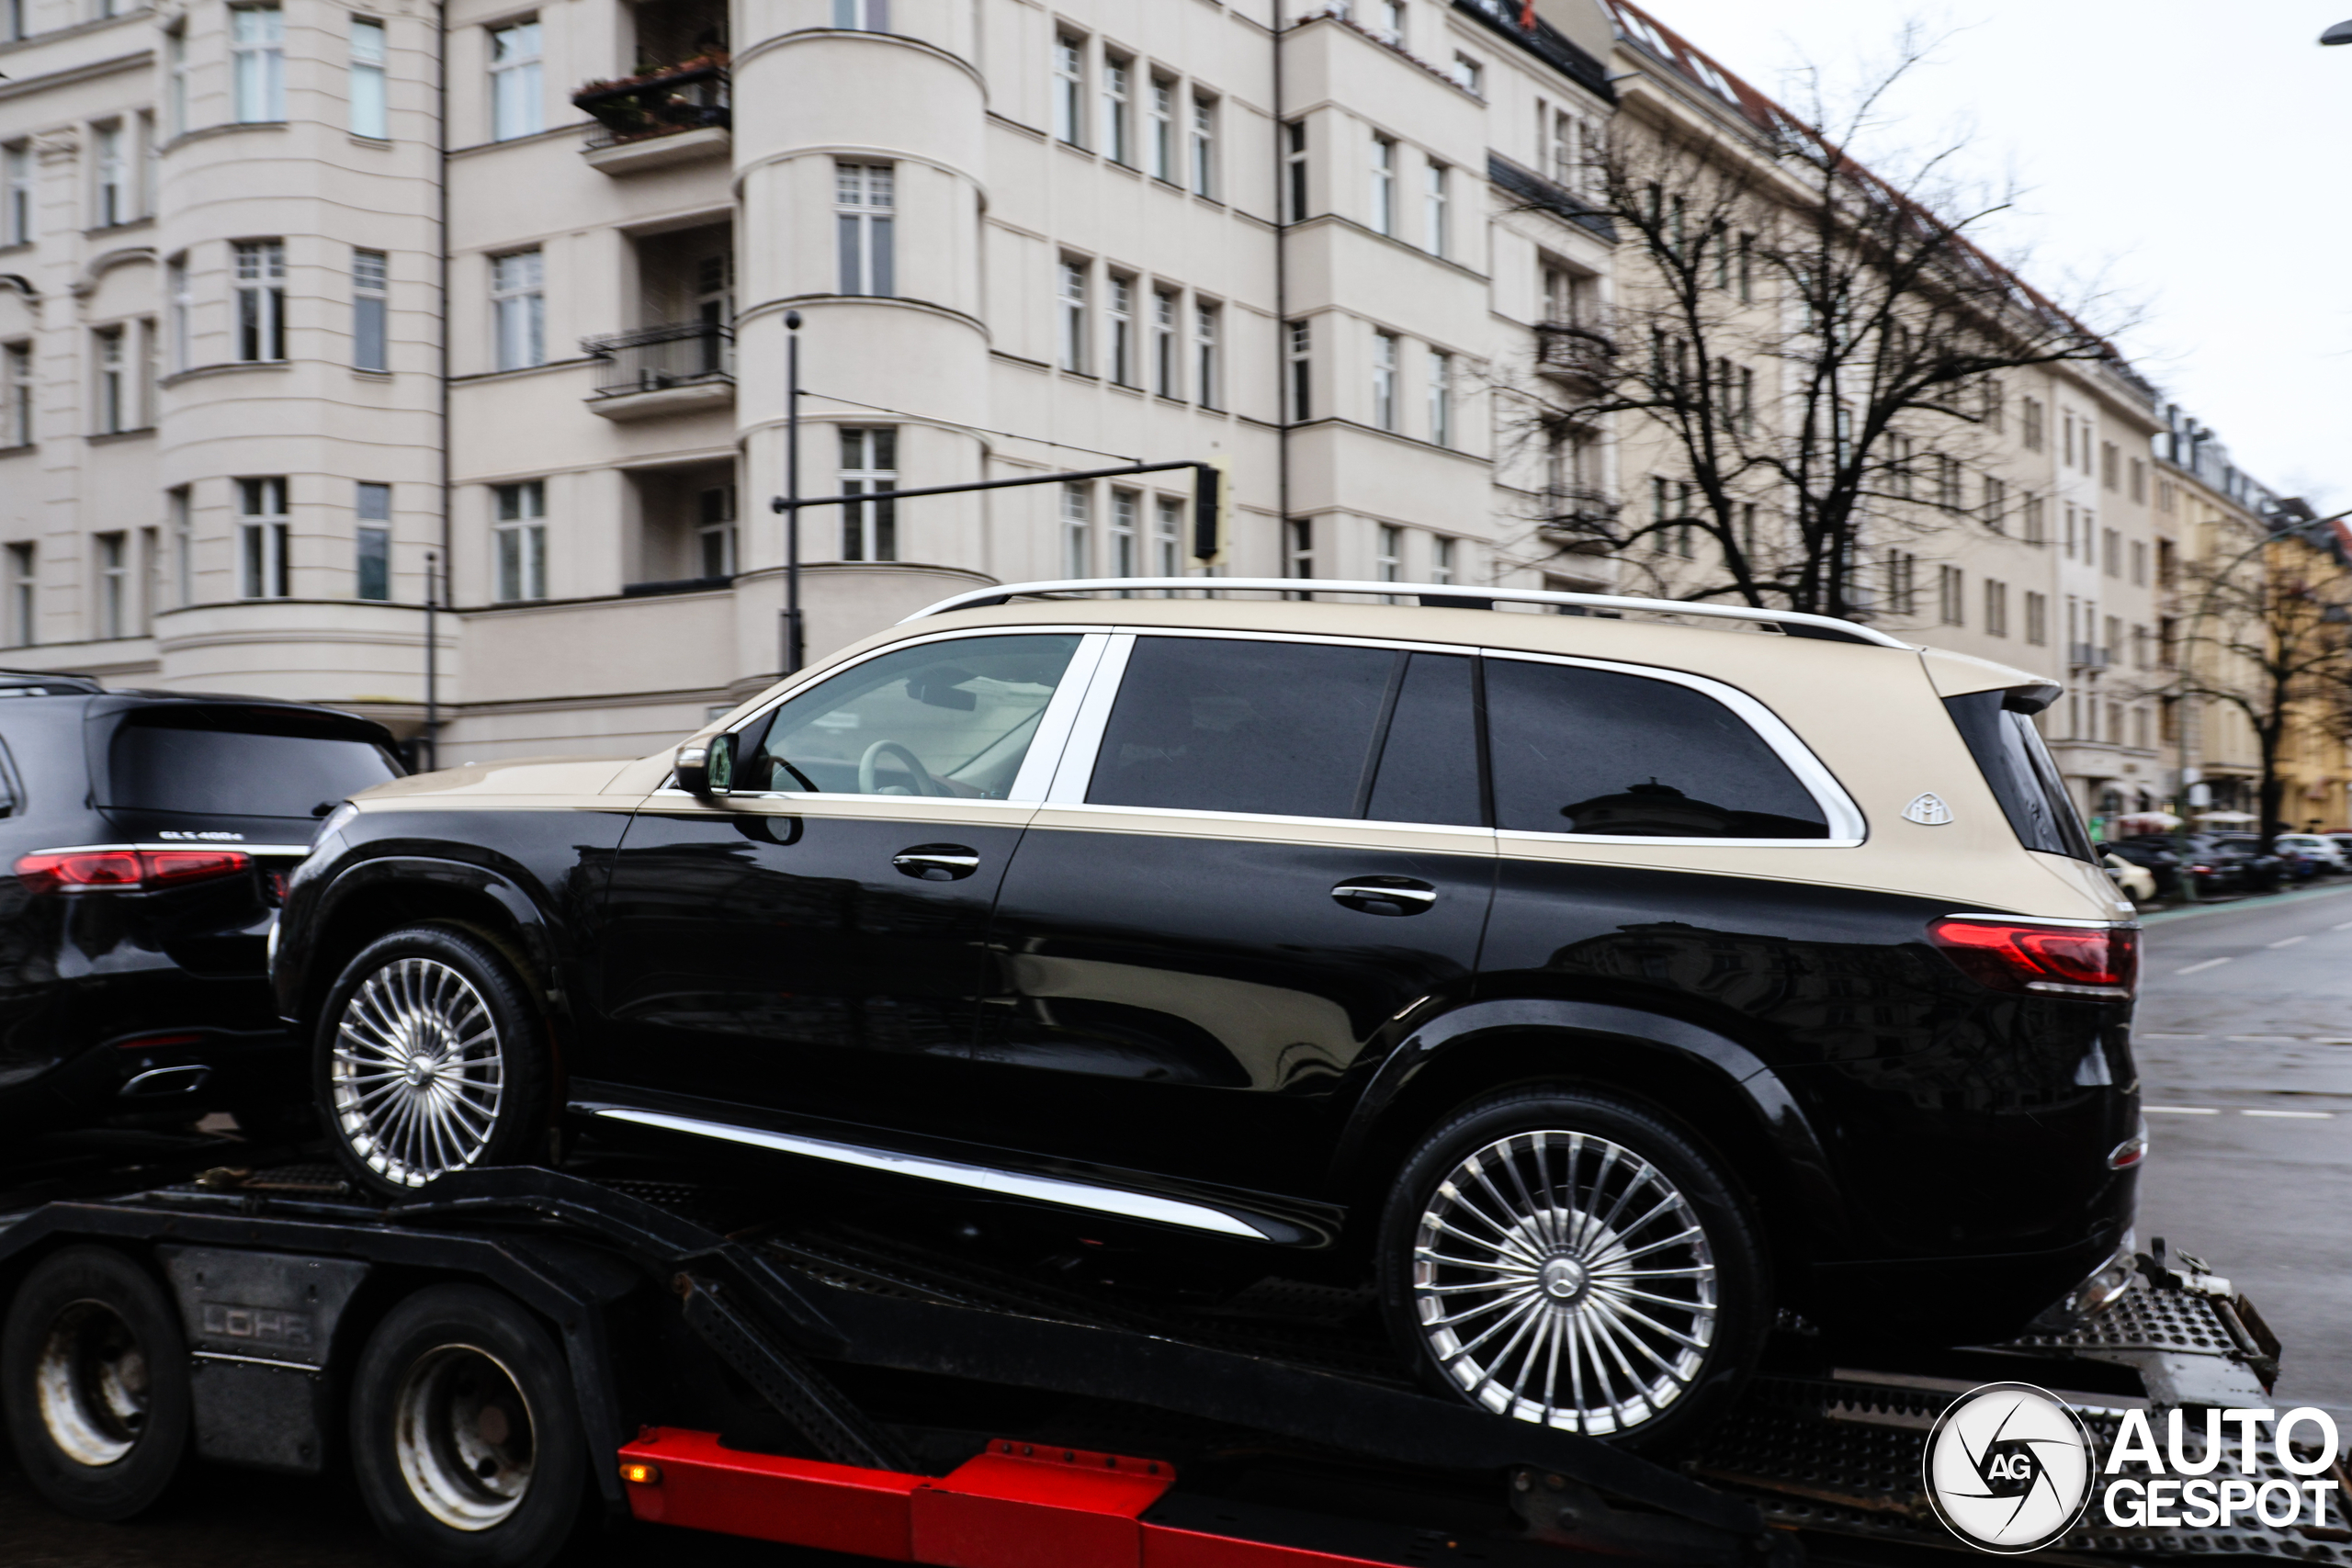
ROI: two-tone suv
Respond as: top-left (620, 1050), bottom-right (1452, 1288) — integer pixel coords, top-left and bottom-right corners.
top-left (272, 581), bottom-right (2142, 1445)
top-left (1, 674), bottom-right (402, 1141)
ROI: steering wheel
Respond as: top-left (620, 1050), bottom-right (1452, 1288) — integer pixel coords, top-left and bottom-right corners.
top-left (857, 739), bottom-right (941, 796)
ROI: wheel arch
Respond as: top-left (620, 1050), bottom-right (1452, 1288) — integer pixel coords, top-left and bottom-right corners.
top-left (298, 856), bottom-right (565, 1042)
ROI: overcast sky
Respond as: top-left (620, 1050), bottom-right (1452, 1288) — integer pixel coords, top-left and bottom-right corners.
top-left (1638, 0), bottom-right (2351, 510)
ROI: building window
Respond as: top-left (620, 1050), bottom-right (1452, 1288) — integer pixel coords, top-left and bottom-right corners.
top-left (1102, 53), bottom-right (1131, 164)
top-left (1148, 76), bottom-right (1176, 182)
top-left (1189, 93), bottom-right (1216, 197)
top-left (2131, 538), bottom-right (2147, 586)
top-left (831, 0), bottom-right (888, 29)
top-left (1057, 260), bottom-right (1088, 373)
top-left (1105, 274), bottom-right (1134, 386)
top-left (2102, 526), bottom-right (2120, 578)
top-left (1060, 482), bottom-right (1090, 577)
top-left (1376, 524), bottom-right (1401, 585)
top-left (94, 327), bottom-right (125, 434)
top-left (491, 249), bottom-right (543, 369)
top-left (2129, 457), bottom-right (2147, 503)
top-left (2021, 396), bottom-right (2044, 452)
top-left (840, 427), bottom-right (896, 562)
top-left (94, 122), bottom-right (126, 227)
top-left (165, 255), bottom-right (191, 372)
top-left (238, 476), bottom-right (290, 598)
top-left (1287, 517), bottom-right (1313, 580)
top-left (1286, 320), bottom-right (1309, 422)
top-left (355, 481), bottom-right (391, 599)
top-left (1193, 302), bottom-right (1218, 409)
top-left (1884, 549), bottom-right (1916, 615)
top-left (1370, 0), bottom-right (1403, 43)
top-left (1283, 119), bottom-right (1307, 222)
top-left (1423, 163), bottom-right (1447, 257)
top-left (4, 340), bottom-right (30, 446)
top-left (1984, 578), bottom-right (2007, 637)
top-left (1053, 34), bottom-right (1084, 145)
top-left (1153, 494), bottom-right (1182, 578)
top-left (1370, 134), bottom-right (1394, 236)
top-left (164, 28), bottom-right (190, 138)
top-left (95, 533), bottom-right (127, 639)
top-left (1937, 565), bottom-right (1963, 626)
top-left (137, 525), bottom-right (159, 632)
top-left (492, 479), bottom-right (546, 601)
top-left (1110, 488), bottom-right (1138, 579)
top-left (1430, 535), bottom-right (1454, 585)
top-left (2016, 590), bottom-right (2044, 647)
top-left (4, 142), bottom-right (31, 245)
top-left (1983, 475), bottom-right (2007, 530)
top-left (6, 543), bottom-right (32, 647)
top-left (835, 162), bottom-right (894, 297)
top-left (232, 5), bottom-right (286, 122)
top-left (354, 249), bottom-right (389, 371)
top-left (2101, 441), bottom-right (2120, 491)
top-left (2022, 493), bottom-right (2045, 546)
top-left (351, 16), bottom-right (390, 139)
top-left (697, 484), bottom-right (736, 577)
top-left (1152, 288), bottom-right (1178, 397)
top-left (234, 240), bottom-right (287, 362)
top-left (168, 487), bottom-right (191, 604)
top-left (1449, 52), bottom-right (1482, 94)
top-left (1427, 348), bottom-right (1452, 446)
top-left (490, 19), bottom-right (542, 141)
top-left (1371, 331), bottom-right (1396, 432)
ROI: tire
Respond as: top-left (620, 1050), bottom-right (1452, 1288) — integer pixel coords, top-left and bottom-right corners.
top-left (348, 1283), bottom-right (590, 1568)
top-left (1, 1245), bottom-right (192, 1521)
top-left (314, 923), bottom-right (553, 1200)
top-left (1375, 1086), bottom-right (1768, 1449)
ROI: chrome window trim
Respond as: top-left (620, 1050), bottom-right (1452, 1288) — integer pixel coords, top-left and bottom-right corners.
top-left (1480, 645), bottom-right (1867, 847)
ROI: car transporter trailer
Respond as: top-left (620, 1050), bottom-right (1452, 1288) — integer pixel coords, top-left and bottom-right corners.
top-left (0, 1150), bottom-right (2335, 1568)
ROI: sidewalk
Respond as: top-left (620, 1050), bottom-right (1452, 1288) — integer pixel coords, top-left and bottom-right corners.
top-left (2138, 878), bottom-right (2352, 926)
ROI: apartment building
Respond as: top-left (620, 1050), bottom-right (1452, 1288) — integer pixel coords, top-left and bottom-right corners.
top-left (0, 0), bottom-right (1623, 759)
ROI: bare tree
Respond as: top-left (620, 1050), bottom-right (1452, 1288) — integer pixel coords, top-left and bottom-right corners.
top-left (1509, 33), bottom-right (2123, 617)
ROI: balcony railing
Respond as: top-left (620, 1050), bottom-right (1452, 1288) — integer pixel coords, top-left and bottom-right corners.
top-left (2068, 642), bottom-right (2111, 671)
top-left (583, 321), bottom-right (734, 399)
top-left (1536, 485), bottom-right (1621, 537)
top-left (572, 55), bottom-right (730, 148)
top-left (1533, 321), bottom-right (1617, 384)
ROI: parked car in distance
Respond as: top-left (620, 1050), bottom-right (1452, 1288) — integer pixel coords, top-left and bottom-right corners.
top-left (2271, 834), bottom-right (2347, 874)
top-left (2184, 834), bottom-right (2281, 895)
top-left (272, 581), bottom-right (2142, 1448)
top-left (2102, 853), bottom-right (2157, 904)
top-left (2100, 836), bottom-right (2182, 900)
top-left (2327, 832), bottom-right (2352, 864)
top-left (1, 673), bottom-right (402, 1144)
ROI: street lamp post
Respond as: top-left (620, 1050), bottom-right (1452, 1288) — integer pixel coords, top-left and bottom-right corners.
top-left (773, 310), bottom-right (806, 676)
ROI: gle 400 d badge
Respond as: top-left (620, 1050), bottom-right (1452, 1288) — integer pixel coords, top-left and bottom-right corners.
top-left (1924, 1382), bottom-right (2097, 1553)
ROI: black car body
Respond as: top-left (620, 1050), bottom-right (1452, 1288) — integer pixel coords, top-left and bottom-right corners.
top-left (0, 674), bottom-right (401, 1138)
top-left (272, 590), bottom-right (2143, 1442)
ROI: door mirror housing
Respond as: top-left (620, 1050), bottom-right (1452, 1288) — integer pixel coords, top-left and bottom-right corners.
top-left (676, 732), bottom-right (737, 799)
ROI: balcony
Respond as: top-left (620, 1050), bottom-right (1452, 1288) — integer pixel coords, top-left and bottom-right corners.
top-left (1535, 485), bottom-right (1621, 543)
top-left (573, 55), bottom-right (730, 175)
top-left (583, 321), bottom-right (734, 419)
top-left (1533, 321), bottom-right (1617, 386)
top-left (2068, 642), bottom-right (2111, 671)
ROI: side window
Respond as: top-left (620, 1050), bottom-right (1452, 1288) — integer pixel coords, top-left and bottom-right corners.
top-left (1364, 652), bottom-right (1482, 828)
top-left (1942, 691), bottom-right (2094, 860)
top-left (0, 733), bottom-right (17, 818)
top-left (741, 635), bottom-right (1080, 799)
top-left (1485, 658), bottom-right (1830, 840)
top-left (1089, 637), bottom-right (1395, 818)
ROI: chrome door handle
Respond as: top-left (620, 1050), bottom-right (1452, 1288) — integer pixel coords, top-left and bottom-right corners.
top-left (1332, 877), bottom-right (1438, 916)
top-left (893, 845), bottom-right (980, 882)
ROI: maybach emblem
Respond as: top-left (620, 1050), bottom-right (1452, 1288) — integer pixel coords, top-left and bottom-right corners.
top-left (1903, 792), bottom-right (1955, 825)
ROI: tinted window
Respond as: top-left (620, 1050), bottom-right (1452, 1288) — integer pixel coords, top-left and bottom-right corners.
top-left (741, 634), bottom-right (1080, 798)
top-left (1942, 692), bottom-right (2094, 861)
top-left (1486, 659), bottom-right (1830, 839)
top-left (1364, 652), bottom-right (1483, 828)
top-left (1090, 637), bottom-right (1395, 818)
top-left (108, 716), bottom-right (401, 820)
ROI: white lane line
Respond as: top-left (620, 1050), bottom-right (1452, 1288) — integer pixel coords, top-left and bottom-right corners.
top-left (2229, 1035), bottom-right (2302, 1042)
top-left (2146, 1106), bottom-right (2220, 1115)
top-left (2138, 1032), bottom-right (2208, 1040)
top-left (2268, 936), bottom-right (2309, 949)
top-left (2242, 1109), bottom-right (2335, 1120)
top-left (2175, 958), bottom-right (2233, 975)
top-left (2335, 920), bottom-right (2352, 931)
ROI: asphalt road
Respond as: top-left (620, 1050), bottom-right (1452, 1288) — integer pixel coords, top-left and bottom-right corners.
top-left (6, 886), bottom-right (2347, 1562)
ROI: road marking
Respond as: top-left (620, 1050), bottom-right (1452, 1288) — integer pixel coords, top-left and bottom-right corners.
top-left (2242, 1109), bottom-right (2335, 1120)
top-left (2175, 958), bottom-right (2233, 975)
top-left (2228, 1034), bottom-right (2302, 1042)
top-left (2335, 920), bottom-right (2352, 931)
top-left (2146, 1106), bottom-right (2220, 1115)
top-left (2138, 1032), bottom-right (2207, 1039)
top-left (2267, 936), bottom-right (2309, 949)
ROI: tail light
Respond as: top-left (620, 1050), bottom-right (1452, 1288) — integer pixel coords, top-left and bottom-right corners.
top-left (1929, 917), bottom-right (2137, 998)
top-left (17, 848), bottom-right (253, 894)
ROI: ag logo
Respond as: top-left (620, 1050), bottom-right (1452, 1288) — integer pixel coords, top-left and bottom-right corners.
top-left (1924, 1382), bottom-right (2096, 1553)
top-left (1903, 792), bottom-right (1954, 825)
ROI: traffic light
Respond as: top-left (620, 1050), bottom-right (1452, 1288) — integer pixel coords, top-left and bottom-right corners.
top-left (1193, 457), bottom-right (1232, 567)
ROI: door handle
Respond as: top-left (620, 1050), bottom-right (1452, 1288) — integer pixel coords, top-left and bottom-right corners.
top-left (894, 845), bottom-right (980, 882)
top-left (1331, 876), bottom-right (1438, 916)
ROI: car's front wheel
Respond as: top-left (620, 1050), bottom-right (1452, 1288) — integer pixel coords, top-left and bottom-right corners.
top-left (315, 924), bottom-right (552, 1198)
top-left (1376, 1086), bottom-right (1767, 1448)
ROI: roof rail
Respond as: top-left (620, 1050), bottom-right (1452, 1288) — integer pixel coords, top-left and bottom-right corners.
top-left (901, 578), bottom-right (1913, 649)
top-left (0, 669), bottom-right (103, 695)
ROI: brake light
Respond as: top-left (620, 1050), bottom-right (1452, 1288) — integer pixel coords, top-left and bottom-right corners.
top-left (16, 848), bottom-right (252, 894)
top-left (1929, 918), bottom-right (2137, 998)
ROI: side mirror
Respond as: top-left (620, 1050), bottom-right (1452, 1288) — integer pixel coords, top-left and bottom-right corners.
top-left (675, 732), bottom-right (736, 800)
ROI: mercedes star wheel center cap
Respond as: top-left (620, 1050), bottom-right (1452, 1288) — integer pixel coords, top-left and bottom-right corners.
top-left (1539, 1257), bottom-right (1589, 1302)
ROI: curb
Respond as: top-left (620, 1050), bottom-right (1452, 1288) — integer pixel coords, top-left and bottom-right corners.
top-left (2138, 880), bottom-right (2352, 926)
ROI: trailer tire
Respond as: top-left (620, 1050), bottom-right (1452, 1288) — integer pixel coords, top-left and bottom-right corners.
top-left (315, 922), bottom-right (554, 1199)
top-left (0, 1244), bottom-right (192, 1521)
top-left (349, 1283), bottom-right (589, 1568)
top-left (1375, 1085), bottom-right (1767, 1450)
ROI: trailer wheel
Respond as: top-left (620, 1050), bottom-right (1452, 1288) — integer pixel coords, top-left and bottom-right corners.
top-left (315, 923), bottom-right (553, 1199)
top-left (0, 1245), bottom-right (191, 1520)
top-left (1375, 1086), bottom-right (1768, 1450)
top-left (350, 1283), bottom-right (588, 1568)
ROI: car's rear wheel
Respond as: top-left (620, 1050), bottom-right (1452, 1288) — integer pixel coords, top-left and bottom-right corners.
top-left (315, 924), bottom-right (552, 1199)
top-left (1376, 1086), bottom-right (1766, 1448)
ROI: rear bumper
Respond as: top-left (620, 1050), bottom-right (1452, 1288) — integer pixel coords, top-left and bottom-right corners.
top-left (1807, 1210), bottom-right (2134, 1343)
top-left (0, 1028), bottom-right (305, 1134)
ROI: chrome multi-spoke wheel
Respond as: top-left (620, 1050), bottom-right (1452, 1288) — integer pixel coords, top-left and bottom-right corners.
top-left (332, 956), bottom-right (505, 1189)
top-left (1409, 1129), bottom-right (1718, 1436)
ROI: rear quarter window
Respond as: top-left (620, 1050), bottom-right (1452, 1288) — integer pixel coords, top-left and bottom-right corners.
top-left (107, 710), bottom-right (401, 820)
top-left (1941, 692), bottom-right (2095, 861)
